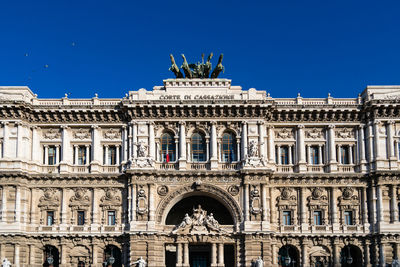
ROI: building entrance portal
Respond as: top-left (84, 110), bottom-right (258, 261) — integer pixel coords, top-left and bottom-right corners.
top-left (190, 244), bottom-right (210, 267)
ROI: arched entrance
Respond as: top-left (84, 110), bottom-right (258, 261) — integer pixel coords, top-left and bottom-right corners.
top-left (164, 195), bottom-right (236, 267)
top-left (43, 245), bottom-right (59, 267)
top-left (279, 245), bottom-right (300, 267)
top-left (103, 245), bottom-right (122, 267)
top-left (340, 245), bottom-right (362, 267)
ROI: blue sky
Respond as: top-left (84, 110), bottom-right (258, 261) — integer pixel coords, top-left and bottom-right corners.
top-left (0, 0), bottom-right (399, 99)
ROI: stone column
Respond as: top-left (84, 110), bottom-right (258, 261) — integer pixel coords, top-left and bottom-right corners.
top-left (16, 122), bottom-right (23, 158)
top-left (218, 243), bottom-right (224, 267)
top-left (116, 145), bottom-right (120, 165)
top-left (60, 125), bottom-right (70, 164)
top-left (176, 243), bottom-right (182, 267)
top-left (60, 188), bottom-right (67, 226)
top-left (332, 240), bottom-right (340, 267)
top-left (85, 145), bottom-right (90, 165)
top-left (328, 125), bottom-right (337, 171)
top-left (104, 145), bottom-right (109, 164)
top-left (277, 145), bottom-right (281, 164)
top-left (268, 126), bottom-right (275, 163)
top-left (31, 126), bottom-right (40, 162)
top-left (44, 145), bottom-right (49, 165)
top-left (337, 145), bottom-right (341, 164)
top-left (262, 184), bottom-right (268, 222)
top-left (60, 243), bottom-right (67, 266)
top-left (242, 122), bottom-right (248, 159)
top-left (392, 185), bottom-right (399, 223)
top-left (364, 242), bottom-right (370, 267)
top-left (183, 243), bottom-right (189, 267)
top-left (307, 144), bottom-right (311, 164)
top-left (258, 121), bottom-right (265, 160)
top-left (132, 122), bottom-right (138, 159)
top-left (271, 244), bottom-right (277, 265)
top-left (244, 183), bottom-right (250, 221)
top-left (301, 242), bottom-right (308, 267)
top-left (91, 188), bottom-right (98, 226)
top-left (270, 187), bottom-right (276, 224)
top-left (14, 243), bottom-right (19, 266)
top-left (15, 186), bottom-right (20, 222)
top-left (374, 121), bottom-right (384, 160)
top-left (297, 125), bottom-right (307, 171)
top-left (300, 187), bottom-right (307, 229)
top-left (211, 243), bottom-right (217, 267)
top-left (358, 125), bottom-right (367, 171)
top-left (148, 183), bottom-right (155, 221)
top-left (349, 144), bottom-right (354, 164)
top-left (122, 125), bottom-right (128, 163)
top-left (149, 122), bottom-right (155, 159)
top-left (91, 125), bottom-right (101, 164)
top-left (318, 145), bottom-right (323, 165)
top-left (331, 188), bottom-right (338, 229)
top-left (74, 145), bottom-right (78, 165)
top-left (362, 187), bottom-right (369, 225)
top-left (29, 244), bottom-right (35, 265)
top-left (377, 185), bottom-right (384, 223)
top-left (2, 122), bottom-right (9, 158)
top-left (92, 244), bottom-right (98, 266)
top-left (1, 186), bottom-right (6, 222)
top-left (289, 145), bottom-right (293, 165)
top-left (210, 122), bottom-right (218, 169)
top-left (371, 186), bottom-right (377, 227)
top-left (179, 121), bottom-right (186, 169)
top-left (236, 137), bottom-right (241, 161)
top-left (379, 243), bottom-right (385, 267)
top-left (206, 139), bottom-right (210, 161)
top-left (131, 184), bottom-right (136, 223)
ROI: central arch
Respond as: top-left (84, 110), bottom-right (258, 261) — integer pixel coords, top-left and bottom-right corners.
top-left (156, 183), bottom-right (242, 225)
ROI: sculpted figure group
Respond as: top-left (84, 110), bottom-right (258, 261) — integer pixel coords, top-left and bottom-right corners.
top-left (169, 53), bottom-right (224, 79)
top-left (172, 205), bottom-right (222, 233)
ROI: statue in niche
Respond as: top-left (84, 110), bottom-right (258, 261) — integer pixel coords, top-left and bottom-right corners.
top-left (254, 256), bottom-right (264, 267)
top-left (1, 259), bottom-right (11, 267)
top-left (137, 142), bottom-right (147, 157)
top-left (169, 54), bottom-right (183, 78)
top-left (248, 140), bottom-right (258, 157)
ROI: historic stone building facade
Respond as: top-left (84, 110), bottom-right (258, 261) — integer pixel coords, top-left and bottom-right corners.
top-left (0, 79), bottom-right (400, 267)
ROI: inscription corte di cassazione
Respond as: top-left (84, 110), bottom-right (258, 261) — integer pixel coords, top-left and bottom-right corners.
top-left (159, 95), bottom-right (234, 100)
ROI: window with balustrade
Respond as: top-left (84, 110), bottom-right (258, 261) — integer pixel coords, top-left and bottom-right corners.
top-left (77, 210), bottom-right (85, 225)
top-left (160, 132), bottom-right (176, 162)
top-left (221, 132), bottom-right (237, 162)
top-left (104, 145), bottom-right (117, 165)
top-left (191, 132), bottom-right (206, 162)
top-left (344, 211), bottom-right (353, 225)
top-left (47, 211), bottom-right (54, 226)
top-left (340, 145), bottom-right (350, 164)
top-left (313, 210), bottom-right (322, 225)
top-left (310, 145), bottom-right (319, 165)
top-left (276, 145), bottom-right (290, 165)
top-left (107, 210), bottom-right (116, 225)
top-left (73, 145), bottom-right (90, 165)
top-left (43, 145), bottom-right (59, 165)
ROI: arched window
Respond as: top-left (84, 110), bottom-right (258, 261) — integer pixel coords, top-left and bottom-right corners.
top-left (191, 133), bottom-right (206, 162)
top-left (221, 132), bottom-right (237, 162)
top-left (160, 132), bottom-right (176, 162)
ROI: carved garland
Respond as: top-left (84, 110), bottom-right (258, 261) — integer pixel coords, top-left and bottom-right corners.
top-left (276, 188), bottom-right (298, 225)
top-left (38, 188), bottom-right (60, 225)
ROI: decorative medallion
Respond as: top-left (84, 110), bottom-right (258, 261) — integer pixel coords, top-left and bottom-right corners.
top-left (306, 128), bottom-right (323, 139)
top-left (43, 128), bottom-right (61, 139)
top-left (103, 128), bottom-right (121, 139)
top-left (276, 128), bottom-right (294, 139)
top-left (157, 185), bottom-right (169, 196)
top-left (227, 185), bottom-right (240, 196)
top-left (74, 128), bottom-right (90, 139)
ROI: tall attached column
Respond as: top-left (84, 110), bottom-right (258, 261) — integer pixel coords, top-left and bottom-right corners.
top-left (91, 188), bottom-right (98, 226)
top-left (332, 239), bottom-right (340, 267)
top-left (183, 243), bottom-right (189, 267)
top-left (261, 184), bottom-right (268, 225)
top-left (362, 187), bottom-right (369, 225)
top-left (60, 126), bottom-right (70, 173)
top-left (176, 243), bottom-right (182, 267)
top-left (16, 122), bottom-right (23, 159)
top-left (358, 125), bottom-right (367, 171)
top-left (60, 188), bottom-right (67, 228)
top-left (267, 125), bottom-right (275, 164)
top-left (149, 122), bottom-right (155, 159)
top-left (244, 183), bottom-right (250, 222)
top-left (300, 187), bottom-right (308, 230)
top-left (31, 126), bottom-right (40, 162)
top-left (391, 185), bottom-right (398, 223)
top-left (15, 186), bottom-right (20, 222)
top-left (1, 186), bottom-right (6, 222)
top-left (374, 121), bottom-right (385, 169)
top-left (2, 122), bottom-right (9, 158)
top-left (210, 121), bottom-right (218, 169)
top-left (301, 241), bottom-right (308, 267)
top-left (121, 125), bottom-right (128, 163)
top-left (130, 184), bottom-right (136, 224)
top-left (387, 120), bottom-right (397, 168)
top-left (90, 125), bottom-right (101, 172)
top-left (328, 125), bottom-right (337, 172)
top-left (179, 121), bottom-right (186, 169)
top-left (297, 125), bottom-right (307, 172)
top-left (331, 188), bottom-right (339, 230)
top-left (241, 122), bottom-right (248, 160)
top-left (377, 185), bottom-right (384, 223)
top-left (132, 122), bottom-right (138, 159)
top-left (14, 244), bottom-right (19, 266)
top-left (258, 121), bottom-right (265, 160)
top-left (218, 243), bottom-right (224, 267)
top-left (211, 243), bottom-right (217, 267)
top-left (148, 183), bottom-right (155, 222)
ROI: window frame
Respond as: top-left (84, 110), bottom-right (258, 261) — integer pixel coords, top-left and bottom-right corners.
top-left (191, 132), bottom-right (206, 162)
top-left (77, 210), bottom-right (85, 225)
top-left (344, 210), bottom-right (353, 225)
top-left (160, 132), bottom-right (176, 162)
top-left (282, 210), bottom-right (292, 225)
top-left (221, 132), bottom-right (237, 163)
top-left (47, 210), bottom-right (54, 226)
top-left (107, 210), bottom-right (116, 226)
top-left (313, 210), bottom-right (322, 225)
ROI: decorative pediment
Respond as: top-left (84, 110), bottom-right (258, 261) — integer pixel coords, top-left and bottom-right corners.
top-left (38, 188), bottom-right (60, 210)
top-left (103, 128), bottom-right (121, 139)
top-left (308, 188), bottom-right (328, 208)
top-left (306, 128), bottom-right (323, 139)
top-left (277, 188), bottom-right (297, 208)
top-left (100, 189), bottom-right (121, 207)
top-left (69, 188), bottom-right (90, 209)
top-left (73, 128), bottom-right (90, 140)
top-left (276, 128), bottom-right (294, 139)
top-left (338, 188), bottom-right (359, 207)
top-left (172, 205), bottom-right (223, 234)
top-left (43, 128), bottom-right (61, 139)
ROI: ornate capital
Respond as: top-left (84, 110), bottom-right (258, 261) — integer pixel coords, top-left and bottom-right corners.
top-left (257, 120), bottom-right (265, 125)
top-left (91, 125), bottom-right (99, 129)
top-left (210, 121), bottom-right (217, 126)
top-left (60, 125), bottom-right (69, 129)
top-left (179, 121), bottom-right (186, 126)
top-left (297, 124), bottom-right (305, 129)
top-left (327, 124), bottom-right (335, 129)
top-left (387, 120), bottom-right (395, 125)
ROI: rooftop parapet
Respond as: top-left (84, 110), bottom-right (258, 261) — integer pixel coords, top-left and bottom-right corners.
top-left (361, 85), bottom-right (400, 101)
top-left (0, 86), bottom-right (35, 103)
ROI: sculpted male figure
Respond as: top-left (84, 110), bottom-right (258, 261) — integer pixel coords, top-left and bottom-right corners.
top-left (169, 54), bottom-right (183, 78)
top-left (132, 257), bottom-right (146, 267)
top-left (211, 54), bottom-right (224, 78)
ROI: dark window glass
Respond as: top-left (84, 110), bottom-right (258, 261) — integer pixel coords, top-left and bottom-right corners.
top-left (191, 133), bottom-right (206, 162)
top-left (48, 146), bottom-right (56, 165)
top-left (313, 211), bottom-right (322, 225)
top-left (283, 211), bottom-right (292, 225)
top-left (280, 146), bottom-right (289, 165)
top-left (222, 133), bottom-right (236, 162)
top-left (47, 211), bottom-right (54, 226)
top-left (108, 211), bottom-right (116, 225)
top-left (161, 133), bottom-right (176, 162)
top-left (344, 211), bottom-right (353, 225)
top-left (77, 211), bottom-right (85, 225)
top-left (78, 261), bottom-right (85, 267)
top-left (104, 146), bottom-right (116, 165)
top-left (78, 146), bottom-right (87, 165)
top-left (311, 146), bottom-right (319, 165)
top-left (341, 146), bottom-right (350, 164)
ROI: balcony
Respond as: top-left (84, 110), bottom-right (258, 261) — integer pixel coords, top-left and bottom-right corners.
top-left (307, 165), bottom-right (325, 173)
top-left (156, 162), bottom-right (178, 170)
top-left (220, 162), bottom-right (239, 170)
top-left (338, 164), bottom-right (355, 173)
top-left (188, 162), bottom-right (208, 170)
top-left (276, 164), bottom-right (294, 173)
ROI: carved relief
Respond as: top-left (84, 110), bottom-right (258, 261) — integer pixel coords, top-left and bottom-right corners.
top-left (38, 188), bottom-right (60, 217)
top-left (248, 140), bottom-right (258, 157)
top-left (306, 128), bottom-right (323, 139)
top-left (157, 185), bottom-right (168, 196)
top-left (103, 128), bottom-right (121, 139)
top-left (43, 128), bottom-right (61, 139)
top-left (307, 188), bottom-right (329, 225)
top-left (276, 128), bottom-right (294, 139)
top-left (73, 128), bottom-right (90, 140)
top-left (277, 188), bottom-right (297, 225)
top-left (100, 189), bottom-right (121, 224)
top-left (338, 188), bottom-right (360, 225)
top-left (69, 188), bottom-right (90, 209)
top-left (335, 128), bottom-right (354, 139)
top-left (227, 185), bottom-right (240, 196)
top-left (136, 186), bottom-right (148, 215)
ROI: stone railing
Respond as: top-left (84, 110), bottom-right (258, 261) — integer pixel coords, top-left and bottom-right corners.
top-left (306, 165), bottom-right (325, 173)
top-left (157, 162), bottom-right (178, 170)
top-left (32, 98), bottom-right (121, 106)
top-left (188, 162), bottom-right (208, 170)
top-left (276, 165), bottom-right (294, 173)
top-left (338, 164), bottom-right (355, 173)
top-left (274, 98), bottom-right (359, 106)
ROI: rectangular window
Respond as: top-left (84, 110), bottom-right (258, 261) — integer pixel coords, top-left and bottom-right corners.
top-left (77, 211), bottom-right (85, 225)
top-left (282, 211), bottom-right (292, 225)
top-left (344, 211), bottom-right (353, 225)
top-left (104, 146), bottom-right (117, 165)
top-left (311, 146), bottom-right (319, 165)
top-left (313, 211), bottom-right (322, 225)
top-left (78, 146), bottom-right (87, 165)
top-left (48, 146), bottom-right (56, 165)
top-left (47, 211), bottom-right (54, 226)
top-left (340, 146), bottom-right (350, 164)
top-left (280, 146), bottom-right (289, 165)
top-left (108, 210), bottom-right (116, 225)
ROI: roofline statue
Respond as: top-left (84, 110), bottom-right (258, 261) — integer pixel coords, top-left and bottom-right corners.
top-left (169, 53), bottom-right (224, 79)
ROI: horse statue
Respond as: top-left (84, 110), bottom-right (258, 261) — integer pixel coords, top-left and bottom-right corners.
top-left (203, 53), bottom-right (213, 78)
top-left (211, 54), bottom-right (224, 78)
top-left (181, 54), bottom-right (193, 79)
top-left (169, 54), bottom-right (183, 78)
